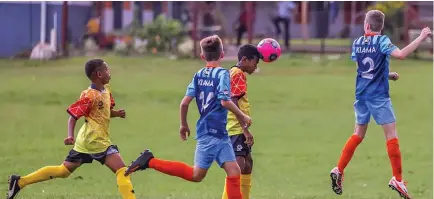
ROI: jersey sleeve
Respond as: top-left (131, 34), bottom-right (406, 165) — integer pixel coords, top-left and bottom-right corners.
top-left (67, 92), bottom-right (94, 120)
top-left (230, 72), bottom-right (247, 97)
top-left (110, 93), bottom-right (115, 109)
top-left (351, 39), bottom-right (357, 61)
top-left (105, 84), bottom-right (115, 109)
top-left (217, 70), bottom-right (231, 101)
top-left (379, 36), bottom-right (398, 55)
top-left (185, 76), bottom-right (196, 97)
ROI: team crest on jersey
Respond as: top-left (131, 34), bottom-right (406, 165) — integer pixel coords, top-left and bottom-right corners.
top-left (363, 37), bottom-right (371, 44)
top-left (98, 101), bottom-right (104, 109)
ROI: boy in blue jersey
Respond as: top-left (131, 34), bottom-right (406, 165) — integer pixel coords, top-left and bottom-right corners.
top-left (125, 35), bottom-right (252, 199)
top-left (330, 10), bottom-right (431, 199)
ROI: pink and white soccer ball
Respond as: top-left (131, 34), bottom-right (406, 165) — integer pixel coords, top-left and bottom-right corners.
top-left (257, 38), bottom-right (281, 63)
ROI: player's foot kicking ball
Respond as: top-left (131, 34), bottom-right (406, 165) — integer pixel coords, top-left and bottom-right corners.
top-left (7, 175), bottom-right (21, 199)
top-left (125, 149), bottom-right (154, 176)
top-left (330, 167), bottom-right (343, 195)
top-left (389, 177), bottom-right (412, 199)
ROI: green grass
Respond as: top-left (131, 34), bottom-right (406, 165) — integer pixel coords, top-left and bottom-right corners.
top-left (0, 54), bottom-right (432, 199)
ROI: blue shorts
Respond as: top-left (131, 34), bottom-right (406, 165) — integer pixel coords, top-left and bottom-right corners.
top-left (354, 98), bottom-right (396, 125)
top-left (194, 135), bottom-right (236, 169)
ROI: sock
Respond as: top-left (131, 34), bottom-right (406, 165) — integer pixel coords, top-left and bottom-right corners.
top-left (116, 167), bottom-right (136, 199)
top-left (222, 181), bottom-right (228, 199)
top-left (387, 138), bottom-right (402, 181)
top-left (240, 174), bottom-right (252, 199)
top-left (337, 134), bottom-right (363, 172)
top-left (149, 158), bottom-right (194, 181)
top-left (18, 164), bottom-right (71, 188)
top-left (226, 176), bottom-right (243, 199)
top-left (222, 174), bottom-right (252, 199)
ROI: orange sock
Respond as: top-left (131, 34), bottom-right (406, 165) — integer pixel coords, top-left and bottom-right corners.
top-left (226, 176), bottom-right (243, 199)
top-left (387, 138), bottom-right (402, 181)
top-left (337, 135), bottom-right (363, 172)
top-left (149, 158), bottom-right (194, 181)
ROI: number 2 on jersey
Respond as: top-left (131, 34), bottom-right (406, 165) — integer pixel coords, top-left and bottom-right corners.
top-left (361, 57), bottom-right (375, 79)
top-left (199, 91), bottom-right (214, 113)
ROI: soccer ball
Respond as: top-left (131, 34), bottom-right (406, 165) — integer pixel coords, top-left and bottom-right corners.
top-left (257, 38), bottom-right (281, 63)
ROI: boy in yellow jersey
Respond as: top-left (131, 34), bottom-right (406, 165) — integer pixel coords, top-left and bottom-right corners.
top-left (222, 44), bottom-right (261, 199)
top-left (7, 59), bottom-right (136, 199)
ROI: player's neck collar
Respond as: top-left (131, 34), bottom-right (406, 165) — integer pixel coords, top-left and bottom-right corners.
top-left (364, 32), bottom-right (381, 36)
top-left (90, 83), bottom-right (105, 92)
top-left (206, 65), bottom-right (220, 68)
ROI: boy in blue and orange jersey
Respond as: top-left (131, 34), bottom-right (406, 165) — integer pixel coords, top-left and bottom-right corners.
top-left (330, 10), bottom-right (432, 199)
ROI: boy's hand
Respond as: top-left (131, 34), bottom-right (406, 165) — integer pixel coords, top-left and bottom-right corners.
top-left (389, 72), bottom-right (399, 81)
top-left (243, 129), bottom-right (254, 146)
top-left (420, 27), bottom-right (432, 39)
top-left (112, 109), bottom-right (126, 118)
top-left (64, 136), bottom-right (75, 145)
top-left (240, 114), bottom-right (252, 128)
top-left (180, 125), bottom-right (191, 141)
top-left (117, 109), bottom-right (126, 118)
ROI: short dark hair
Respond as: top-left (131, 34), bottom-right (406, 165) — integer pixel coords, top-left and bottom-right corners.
top-left (85, 59), bottom-right (105, 79)
top-left (200, 35), bottom-right (223, 61)
top-left (238, 44), bottom-right (261, 61)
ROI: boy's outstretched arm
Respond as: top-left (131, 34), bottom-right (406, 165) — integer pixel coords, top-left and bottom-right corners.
top-left (390, 27), bottom-right (432, 60)
top-left (65, 116), bottom-right (77, 145)
top-left (180, 96), bottom-right (193, 140)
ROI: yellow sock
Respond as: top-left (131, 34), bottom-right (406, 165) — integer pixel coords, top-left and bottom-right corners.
top-left (222, 179), bottom-right (229, 199)
top-left (241, 174), bottom-right (252, 199)
top-left (18, 164), bottom-right (71, 188)
top-left (116, 167), bottom-right (136, 199)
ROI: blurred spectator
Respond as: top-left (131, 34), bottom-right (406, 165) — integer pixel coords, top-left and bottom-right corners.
top-left (234, 7), bottom-right (247, 46)
top-left (273, 1), bottom-right (296, 50)
top-left (233, 2), bottom-right (256, 47)
top-left (84, 6), bottom-right (102, 45)
top-left (200, 2), bottom-right (226, 39)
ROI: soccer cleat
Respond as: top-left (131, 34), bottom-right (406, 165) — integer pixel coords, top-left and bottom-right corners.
top-left (125, 149), bottom-right (154, 176)
top-left (330, 167), bottom-right (343, 195)
top-left (389, 177), bottom-right (411, 199)
top-left (7, 175), bottom-right (21, 199)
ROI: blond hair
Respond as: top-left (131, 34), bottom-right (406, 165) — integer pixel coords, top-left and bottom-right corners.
top-left (365, 10), bottom-right (385, 32)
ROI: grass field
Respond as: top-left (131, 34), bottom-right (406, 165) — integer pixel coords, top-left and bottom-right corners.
top-left (0, 54), bottom-right (432, 199)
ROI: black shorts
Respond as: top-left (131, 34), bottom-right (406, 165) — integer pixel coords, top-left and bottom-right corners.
top-left (230, 134), bottom-right (252, 157)
top-left (65, 145), bottom-right (119, 165)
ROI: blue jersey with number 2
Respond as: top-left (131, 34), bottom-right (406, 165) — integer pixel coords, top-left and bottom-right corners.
top-left (351, 35), bottom-right (397, 100)
top-left (185, 67), bottom-right (231, 139)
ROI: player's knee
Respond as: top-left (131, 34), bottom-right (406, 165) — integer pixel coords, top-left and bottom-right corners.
top-left (58, 165), bottom-right (72, 178)
top-left (191, 174), bottom-right (205, 182)
top-left (354, 124), bottom-right (368, 138)
top-left (226, 165), bottom-right (241, 177)
top-left (192, 170), bottom-right (207, 182)
top-left (236, 156), bottom-right (246, 169)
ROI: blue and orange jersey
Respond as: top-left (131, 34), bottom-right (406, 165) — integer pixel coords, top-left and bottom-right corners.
top-left (67, 84), bottom-right (115, 153)
top-left (185, 66), bottom-right (231, 139)
top-left (227, 67), bottom-right (251, 136)
top-left (351, 34), bottom-right (397, 100)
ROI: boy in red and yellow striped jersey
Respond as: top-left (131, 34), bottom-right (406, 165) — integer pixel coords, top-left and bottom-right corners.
top-left (7, 59), bottom-right (136, 199)
top-left (222, 44), bottom-right (261, 199)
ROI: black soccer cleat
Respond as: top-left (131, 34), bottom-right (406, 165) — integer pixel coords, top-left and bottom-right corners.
top-left (125, 149), bottom-right (154, 176)
top-left (7, 175), bottom-right (21, 199)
